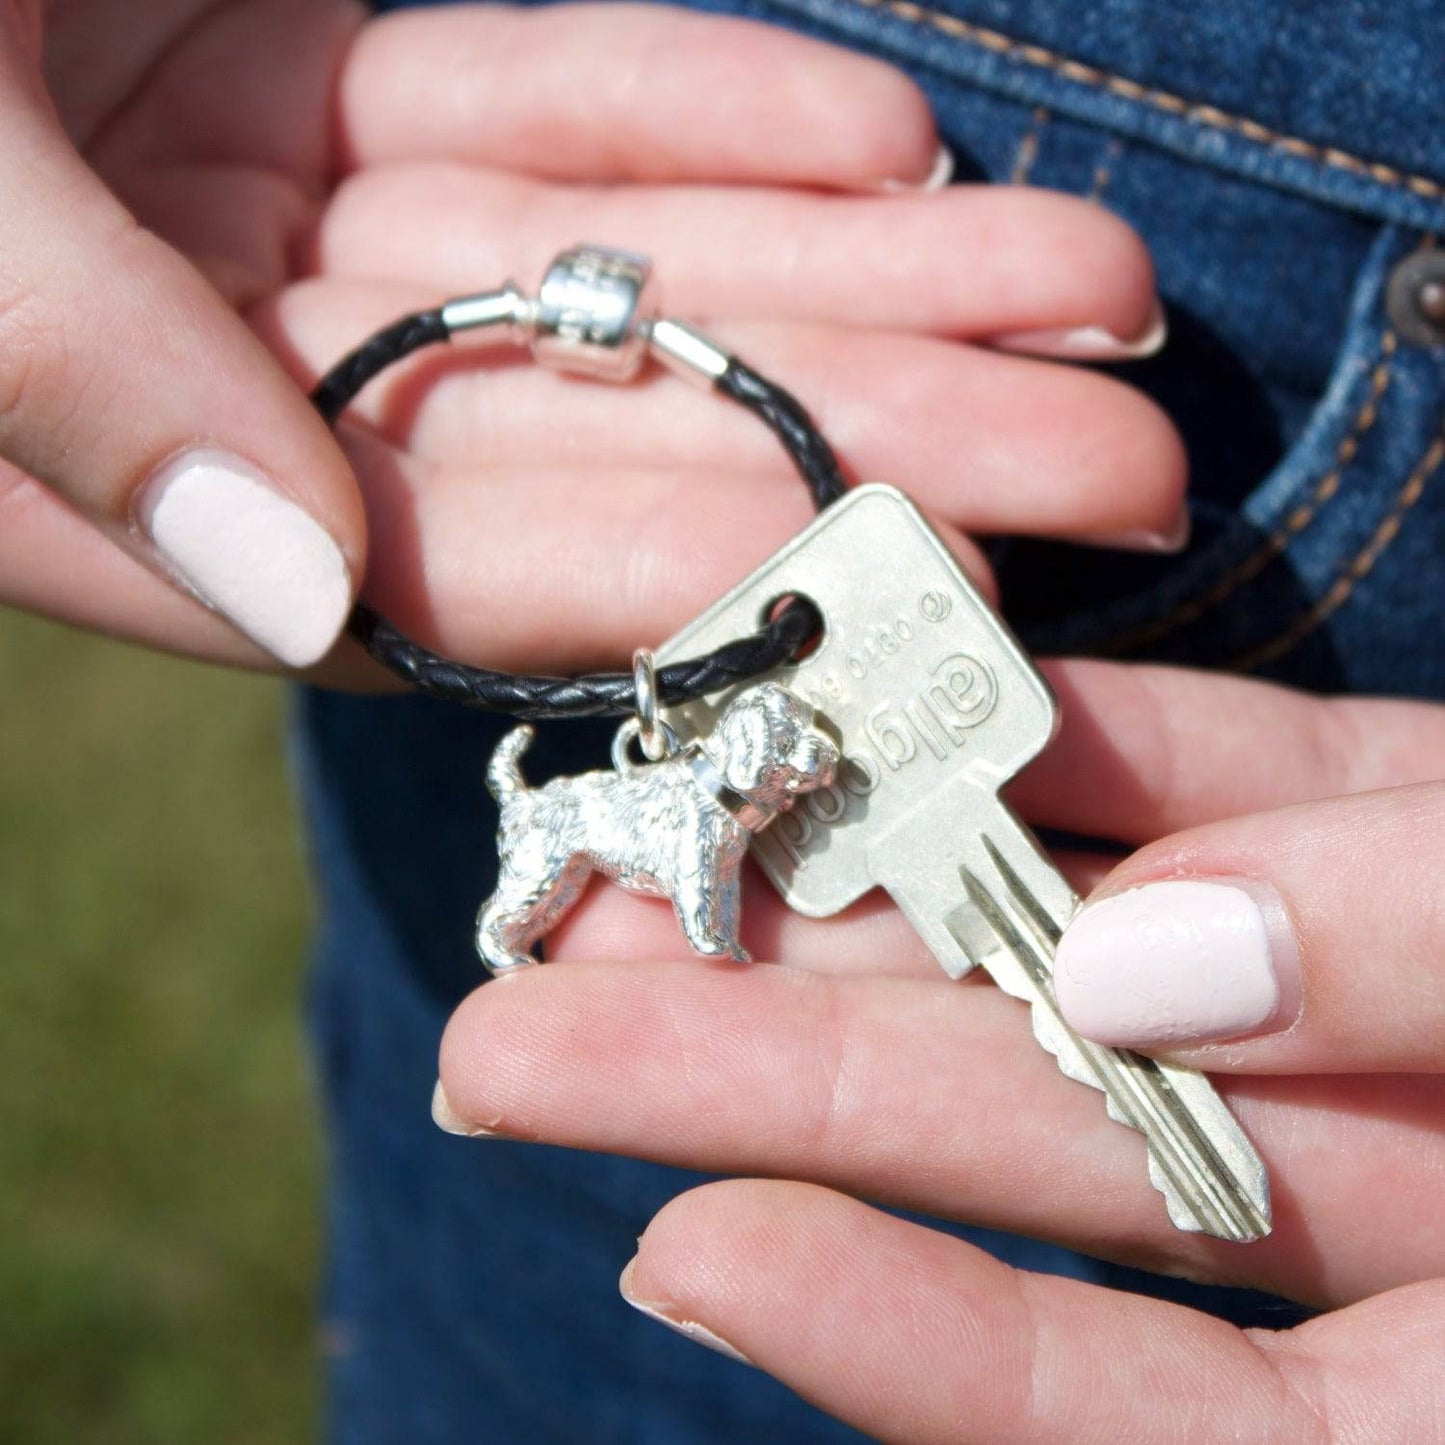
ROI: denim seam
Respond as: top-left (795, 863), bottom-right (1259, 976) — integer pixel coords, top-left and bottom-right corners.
top-left (842, 0), bottom-right (1445, 202)
top-left (1101, 331), bottom-right (1398, 656)
top-left (1231, 430), bottom-right (1445, 670)
top-left (1087, 137), bottom-right (1125, 203)
top-left (1008, 105), bottom-right (1050, 185)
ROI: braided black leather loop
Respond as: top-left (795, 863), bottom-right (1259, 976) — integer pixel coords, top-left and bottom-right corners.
top-left (347, 595), bottom-right (822, 720)
top-left (311, 310), bottom-right (448, 426)
top-left (717, 359), bottom-right (847, 511)
top-left (312, 309), bottom-right (841, 719)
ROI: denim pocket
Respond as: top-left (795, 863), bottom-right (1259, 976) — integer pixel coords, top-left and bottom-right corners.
top-left (733, 0), bottom-right (1445, 696)
top-left (1020, 225), bottom-right (1445, 695)
top-left (757, 0), bottom-right (1445, 232)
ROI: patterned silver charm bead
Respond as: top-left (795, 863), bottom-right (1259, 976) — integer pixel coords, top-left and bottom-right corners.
top-left (438, 245), bottom-right (735, 389)
top-left (475, 684), bottom-right (839, 974)
top-left (532, 246), bottom-right (656, 381)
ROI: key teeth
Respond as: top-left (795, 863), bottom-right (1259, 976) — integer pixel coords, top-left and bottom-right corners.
top-left (1028, 991), bottom-right (1185, 1178)
top-left (1031, 1011), bottom-right (1104, 1091)
top-left (1029, 974), bottom-right (1271, 1241)
top-left (1156, 1157), bottom-right (1209, 1235)
top-left (1031, 990), bottom-right (1255, 1230)
top-left (1151, 1154), bottom-right (1270, 1242)
top-left (1033, 1000), bottom-right (1196, 1179)
top-left (959, 855), bottom-right (1273, 1244)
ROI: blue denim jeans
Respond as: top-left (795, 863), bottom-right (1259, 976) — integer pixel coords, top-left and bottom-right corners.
top-left (299, 1), bottom-right (1445, 1438)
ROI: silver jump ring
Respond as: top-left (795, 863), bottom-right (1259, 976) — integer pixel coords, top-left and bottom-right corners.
top-left (610, 716), bottom-right (681, 773)
top-left (632, 648), bottom-right (669, 761)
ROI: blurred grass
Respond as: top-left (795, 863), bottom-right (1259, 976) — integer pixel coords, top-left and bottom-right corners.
top-left (0, 611), bottom-right (318, 1443)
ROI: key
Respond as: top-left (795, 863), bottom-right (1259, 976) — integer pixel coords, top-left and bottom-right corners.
top-left (656, 485), bottom-right (1271, 1242)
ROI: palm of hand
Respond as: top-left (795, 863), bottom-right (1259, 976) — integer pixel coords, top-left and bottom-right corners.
top-left (7, 0), bottom-right (1180, 679)
top-left (440, 661), bottom-right (1445, 1441)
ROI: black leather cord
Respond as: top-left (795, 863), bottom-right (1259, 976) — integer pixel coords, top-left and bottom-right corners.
top-left (347, 597), bottom-right (821, 720)
top-left (311, 309), bottom-right (448, 427)
top-left (312, 310), bottom-right (840, 718)
top-left (716, 359), bottom-right (847, 511)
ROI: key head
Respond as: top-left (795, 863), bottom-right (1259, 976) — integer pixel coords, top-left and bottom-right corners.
top-left (656, 486), bottom-right (1057, 917)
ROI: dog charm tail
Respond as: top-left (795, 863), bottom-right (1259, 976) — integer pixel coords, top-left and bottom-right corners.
top-left (487, 724), bottom-right (535, 803)
top-left (474, 683), bottom-right (840, 975)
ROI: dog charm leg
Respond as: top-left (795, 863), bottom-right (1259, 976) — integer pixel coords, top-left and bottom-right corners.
top-left (476, 853), bottom-right (591, 974)
top-left (671, 832), bottom-right (749, 962)
top-left (474, 685), bottom-right (839, 975)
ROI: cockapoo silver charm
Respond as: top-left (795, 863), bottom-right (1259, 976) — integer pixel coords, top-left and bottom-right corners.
top-left (476, 683), bottom-right (839, 973)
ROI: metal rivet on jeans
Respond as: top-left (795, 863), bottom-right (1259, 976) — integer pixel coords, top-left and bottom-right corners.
top-left (1386, 250), bottom-right (1445, 347)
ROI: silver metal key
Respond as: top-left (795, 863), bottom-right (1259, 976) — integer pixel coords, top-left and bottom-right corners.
top-left (656, 485), bottom-right (1271, 1242)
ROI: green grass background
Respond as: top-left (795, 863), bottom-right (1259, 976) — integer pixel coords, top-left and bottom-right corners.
top-left (0, 611), bottom-right (318, 1443)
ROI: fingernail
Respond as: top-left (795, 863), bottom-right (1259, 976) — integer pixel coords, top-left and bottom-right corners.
top-left (431, 1080), bottom-right (503, 1139)
top-left (619, 1258), bottom-right (753, 1365)
top-left (1054, 879), bottom-right (1302, 1049)
top-left (992, 298), bottom-right (1168, 361)
top-left (877, 143), bottom-right (954, 193)
top-left (1087, 508), bottom-right (1192, 554)
top-left (137, 448), bottom-right (351, 668)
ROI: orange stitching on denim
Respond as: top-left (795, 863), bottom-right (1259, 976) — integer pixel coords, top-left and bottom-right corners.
top-left (1087, 137), bottom-right (1125, 202)
top-left (1101, 332), bottom-right (1398, 656)
top-left (844, 0), bottom-right (1445, 201)
top-left (1230, 431), bottom-right (1445, 670)
top-left (1009, 106), bottom-right (1050, 185)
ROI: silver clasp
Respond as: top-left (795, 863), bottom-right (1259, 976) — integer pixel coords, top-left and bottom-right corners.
top-left (534, 246), bottom-right (654, 381)
top-left (439, 245), bottom-right (730, 386)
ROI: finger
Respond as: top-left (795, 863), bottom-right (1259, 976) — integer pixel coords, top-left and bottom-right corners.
top-left (107, 163), bottom-right (317, 307)
top-left (306, 428), bottom-right (997, 673)
top-left (437, 960), bottom-right (1445, 1304)
top-left (65, 0), bottom-right (359, 178)
top-left (0, 60), bottom-right (361, 667)
top-left (311, 165), bottom-right (1159, 346)
top-left (549, 877), bottom-right (932, 979)
top-left (338, 3), bottom-right (943, 191)
top-left (0, 463), bottom-right (260, 663)
top-left (544, 849), bottom-right (1112, 976)
top-left (260, 281), bottom-right (1186, 545)
top-left (1, 411), bottom-right (988, 676)
top-left (0, 458), bottom-right (393, 687)
top-left (1053, 783), bottom-right (1445, 1074)
top-left (622, 1181), bottom-right (1445, 1445)
top-left (1010, 659), bottom-right (1445, 842)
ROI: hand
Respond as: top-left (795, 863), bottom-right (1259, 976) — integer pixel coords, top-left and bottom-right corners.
top-left (272, 1), bottom-right (1179, 681)
top-left (3, 3), bottom-right (1181, 679)
top-left (435, 663), bottom-right (1445, 1441)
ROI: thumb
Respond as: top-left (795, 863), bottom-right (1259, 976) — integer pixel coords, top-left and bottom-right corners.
top-left (1051, 782), bottom-right (1445, 1073)
top-left (0, 60), bottom-right (361, 667)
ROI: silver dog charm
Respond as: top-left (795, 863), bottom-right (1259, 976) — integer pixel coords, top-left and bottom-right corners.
top-left (476, 683), bottom-right (839, 973)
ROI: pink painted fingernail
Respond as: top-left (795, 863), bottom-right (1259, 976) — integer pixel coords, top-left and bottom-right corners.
top-left (876, 143), bottom-right (955, 193)
top-left (136, 448), bottom-right (351, 668)
top-left (431, 1080), bottom-right (503, 1139)
top-left (1086, 508), bottom-right (1192, 554)
top-left (1054, 880), bottom-right (1301, 1048)
top-left (619, 1258), bottom-right (753, 1365)
top-left (992, 297), bottom-right (1168, 361)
